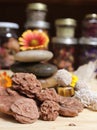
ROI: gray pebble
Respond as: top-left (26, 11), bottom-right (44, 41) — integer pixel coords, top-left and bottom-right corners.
top-left (27, 63), bottom-right (58, 77)
top-left (11, 62), bottom-right (58, 77)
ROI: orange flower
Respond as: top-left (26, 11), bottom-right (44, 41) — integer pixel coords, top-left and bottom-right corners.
top-left (19, 30), bottom-right (49, 50)
top-left (0, 72), bottom-right (12, 88)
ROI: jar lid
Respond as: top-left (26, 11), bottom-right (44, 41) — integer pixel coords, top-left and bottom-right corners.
top-left (52, 37), bottom-right (77, 45)
top-left (55, 18), bottom-right (77, 26)
top-left (85, 13), bottom-right (97, 19)
top-left (27, 3), bottom-right (47, 11)
top-left (25, 21), bottom-right (50, 29)
top-left (0, 22), bottom-right (19, 29)
top-left (79, 37), bottom-right (97, 45)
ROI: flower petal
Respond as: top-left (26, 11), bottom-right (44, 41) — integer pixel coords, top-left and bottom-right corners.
top-left (18, 29), bottom-right (49, 50)
top-left (0, 72), bottom-right (12, 88)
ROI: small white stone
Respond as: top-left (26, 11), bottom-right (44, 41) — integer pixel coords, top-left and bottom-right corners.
top-left (54, 69), bottom-right (72, 86)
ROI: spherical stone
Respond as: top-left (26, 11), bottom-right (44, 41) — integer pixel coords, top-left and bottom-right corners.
top-left (27, 63), bottom-right (58, 77)
top-left (14, 50), bottom-right (53, 62)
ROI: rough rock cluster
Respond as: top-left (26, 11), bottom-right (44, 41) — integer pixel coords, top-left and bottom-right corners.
top-left (0, 72), bottom-right (83, 124)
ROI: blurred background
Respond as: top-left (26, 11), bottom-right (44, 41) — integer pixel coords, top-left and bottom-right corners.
top-left (1, 0), bottom-right (97, 71)
top-left (0, 0), bottom-right (97, 37)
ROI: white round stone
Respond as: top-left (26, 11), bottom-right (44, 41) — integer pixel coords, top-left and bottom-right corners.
top-left (14, 50), bottom-right (53, 62)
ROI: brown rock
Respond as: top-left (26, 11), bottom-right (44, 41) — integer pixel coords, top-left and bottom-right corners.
top-left (40, 100), bottom-right (59, 121)
top-left (12, 73), bottom-right (42, 98)
top-left (58, 96), bottom-right (83, 117)
top-left (0, 87), bottom-right (39, 124)
top-left (11, 98), bottom-right (39, 124)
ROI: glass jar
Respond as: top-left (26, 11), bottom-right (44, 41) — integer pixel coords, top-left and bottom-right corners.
top-left (25, 20), bottom-right (50, 34)
top-left (78, 37), bottom-right (97, 66)
top-left (55, 18), bottom-right (77, 38)
top-left (25, 21), bottom-right (50, 50)
top-left (26, 2), bottom-right (47, 22)
top-left (52, 37), bottom-right (77, 71)
top-left (0, 22), bottom-right (19, 69)
top-left (82, 13), bottom-right (97, 37)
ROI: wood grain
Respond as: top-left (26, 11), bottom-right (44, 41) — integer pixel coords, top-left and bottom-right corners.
top-left (0, 109), bottom-right (97, 130)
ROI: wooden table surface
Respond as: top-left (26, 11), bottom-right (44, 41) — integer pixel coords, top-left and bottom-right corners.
top-left (0, 70), bottom-right (97, 130)
top-left (0, 109), bottom-right (97, 130)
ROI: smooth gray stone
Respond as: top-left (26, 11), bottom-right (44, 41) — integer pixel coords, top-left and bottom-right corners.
top-left (10, 62), bottom-right (37, 73)
top-left (27, 63), bottom-right (58, 77)
top-left (11, 62), bottom-right (58, 77)
top-left (14, 50), bottom-right (53, 62)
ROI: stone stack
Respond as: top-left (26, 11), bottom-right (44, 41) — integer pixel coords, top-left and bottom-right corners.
top-left (11, 50), bottom-right (58, 88)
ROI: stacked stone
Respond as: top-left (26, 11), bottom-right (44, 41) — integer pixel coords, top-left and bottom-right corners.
top-left (11, 50), bottom-right (58, 88)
